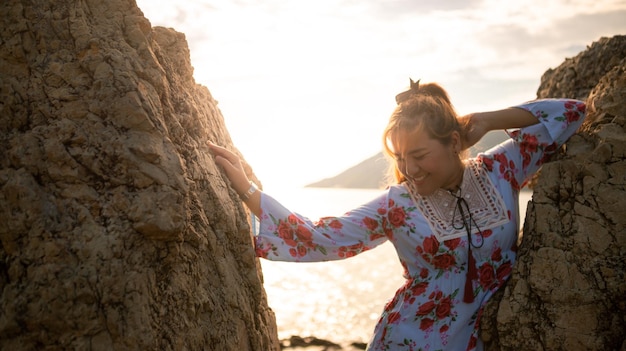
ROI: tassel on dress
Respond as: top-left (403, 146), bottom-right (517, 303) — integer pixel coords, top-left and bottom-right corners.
top-left (464, 249), bottom-right (477, 303)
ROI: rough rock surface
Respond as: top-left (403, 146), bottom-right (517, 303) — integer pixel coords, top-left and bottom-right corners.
top-left (482, 36), bottom-right (626, 351)
top-left (0, 0), bottom-right (278, 350)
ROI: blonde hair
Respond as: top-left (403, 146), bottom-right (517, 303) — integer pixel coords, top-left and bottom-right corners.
top-left (382, 82), bottom-right (463, 184)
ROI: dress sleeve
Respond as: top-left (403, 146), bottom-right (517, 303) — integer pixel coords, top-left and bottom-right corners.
top-left (254, 191), bottom-right (392, 262)
top-left (479, 98), bottom-right (586, 190)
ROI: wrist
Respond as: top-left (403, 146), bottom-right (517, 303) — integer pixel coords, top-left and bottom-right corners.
top-left (239, 181), bottom-right (258, 201)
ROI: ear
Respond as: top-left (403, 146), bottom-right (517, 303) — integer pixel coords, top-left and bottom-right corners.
top-left (450, 131), bottom-right (462, 154)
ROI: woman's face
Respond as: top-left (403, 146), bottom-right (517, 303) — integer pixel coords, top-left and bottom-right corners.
top-left (391, 126), bottom-right (463, 196)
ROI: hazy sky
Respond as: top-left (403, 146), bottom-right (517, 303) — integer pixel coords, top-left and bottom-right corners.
top-left (136, 0), bottom-right (626, 190)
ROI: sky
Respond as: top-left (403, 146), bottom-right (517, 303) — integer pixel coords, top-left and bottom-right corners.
top-left (135, 0), bottom-right (626, 191)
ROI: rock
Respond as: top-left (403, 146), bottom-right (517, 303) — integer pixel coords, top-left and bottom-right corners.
top-left (0, 1), bottom-right (278, 350)
top-left (280, 335), bottom-right (342, 350)
top-left (482, 35), bottom-right (626, 351)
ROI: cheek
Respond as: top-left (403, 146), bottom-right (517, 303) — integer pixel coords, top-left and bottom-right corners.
top-left (418, 158), bottom-right (438, 174)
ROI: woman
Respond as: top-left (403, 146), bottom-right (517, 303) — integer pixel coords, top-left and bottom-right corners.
top-left (208, 80), bottom-right (586, 351)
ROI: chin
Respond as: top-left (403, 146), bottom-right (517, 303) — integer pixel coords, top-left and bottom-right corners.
top-left (414, 186), bottom-right (436, 196)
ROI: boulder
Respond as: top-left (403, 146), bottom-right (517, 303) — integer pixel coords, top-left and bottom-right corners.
top-left (0, 0), bottom-right (278, 350)
top-left (482, 35), bottom-right (626, 351)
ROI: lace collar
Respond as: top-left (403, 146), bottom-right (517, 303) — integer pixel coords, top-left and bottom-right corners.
top-left (405, 159), bottom-right (509, 242)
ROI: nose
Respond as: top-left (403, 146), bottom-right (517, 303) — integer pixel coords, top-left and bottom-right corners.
top-left (404, 159), bottom-right (419, 178)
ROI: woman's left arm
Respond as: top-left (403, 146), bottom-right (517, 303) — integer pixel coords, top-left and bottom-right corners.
top-left (465, 98), bottom-right (587, 190)
top-left (460, 107), bottom-right (539, 150)
top-left (460, 99), bottom-right (587, 150)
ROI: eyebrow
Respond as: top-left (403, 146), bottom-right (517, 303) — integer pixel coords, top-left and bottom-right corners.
top-left (394, 147), bottom-right (428, 158)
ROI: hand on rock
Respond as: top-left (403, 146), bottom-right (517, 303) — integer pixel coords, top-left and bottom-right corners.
top-left (207, 142), bottom-right (250, 196)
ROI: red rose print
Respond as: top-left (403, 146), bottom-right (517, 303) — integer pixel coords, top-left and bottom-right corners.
top-left (284, 239), bottom-right (297, 247)
top-left (296, 225), bottom-right (313, 242)
top-left (387, 311), bottom-right (401, 324)
top-left (416, 301), bottom-right (436, 316)
top-left (277, 221), bottom-right (294, 240)
top-left (494, 153), bottom-right (508, 165)
top-left (521, 134), bottom-right (538, 153)
top-left (297, 245), bottom-right (307, 257)
top-left (383, 226), bottom-right (394, 240)
top-left (444, 238), bottom-right (461, 250)
top-left (564, 110), bottom-right (580, 123)
top-left (440, 324), bottom-right (449, 333)
top-left (436, 296), bottom-right (452, 319)
top-left (496, 261), bottom-right (512, 282)
top-left (287, 214), bottom-right (299, 225)
top-left (388, 206), bottom-right (407, 227)
top-left (479, 262), bottom-right (496, 289)
top-left (433, 253), bottom-right (456, 270)
top-left (411, 281), bottom-right (429, 296)
top-left (422, 236), bottom-right (439, 256)
top-left (338, 243), bottom-right (363, 258)
top-left (255, 246), bottom-right (270, 259)
top-left (419, 317), bottom-right (434, 331)
top-left (329, 219), bottom-right (343, 230)
top-left (522, 152), bottom-right (531, 169)
top-left (369, 233), bottom-right (386, 241)
top-left (363, 216), bottom-right (379, 231)
top-left (491, 247), bottom-right (502, 262)
top-left (481, 156), bottom-right (494, 171)
top-left (467, 335), bottom-right (477, 350)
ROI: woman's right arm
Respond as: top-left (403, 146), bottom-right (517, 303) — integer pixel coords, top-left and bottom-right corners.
top-left (208, 141), bottom-right (391, 262)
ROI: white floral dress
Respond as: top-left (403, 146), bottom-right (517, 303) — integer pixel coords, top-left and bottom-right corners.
top-left (254, 99), bottom-right (586, 351)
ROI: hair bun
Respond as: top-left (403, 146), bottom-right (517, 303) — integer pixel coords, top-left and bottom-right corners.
top-left (395, 78), bottom-right (421, 104)
top-left (395, 79), bottom-right (451, 105)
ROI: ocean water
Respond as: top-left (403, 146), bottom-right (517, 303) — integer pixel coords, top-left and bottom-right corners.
top-left (259, 187), bottom-right (533, 345)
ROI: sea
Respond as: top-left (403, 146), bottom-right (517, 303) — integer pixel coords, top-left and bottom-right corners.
top-left (258, 187), bottom-right (534, 345)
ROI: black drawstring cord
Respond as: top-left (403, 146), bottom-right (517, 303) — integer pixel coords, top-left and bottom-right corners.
top-left (449, 189), bottom-right (485, 303)
top-left (450, 191), bottom-right (485, 248)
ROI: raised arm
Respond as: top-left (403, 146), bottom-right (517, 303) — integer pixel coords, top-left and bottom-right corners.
top-left (459, 107), bottom-right (539, 150)
top-left (207, 142), bottom-right (262, 216)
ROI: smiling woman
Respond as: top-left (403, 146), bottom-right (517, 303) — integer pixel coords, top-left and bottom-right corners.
top-left (208, 77), bottom-right (587, 350)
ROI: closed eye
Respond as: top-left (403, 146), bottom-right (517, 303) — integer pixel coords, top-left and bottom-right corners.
top-left (411, 153), bottom-right (428, 161)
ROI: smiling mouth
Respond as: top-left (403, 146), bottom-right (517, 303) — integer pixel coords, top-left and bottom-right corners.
top-left (410, 174), bottom-right (427, 183)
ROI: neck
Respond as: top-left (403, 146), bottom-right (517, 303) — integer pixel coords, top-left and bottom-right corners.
top-left (445, 161), bottom-right (465, 193)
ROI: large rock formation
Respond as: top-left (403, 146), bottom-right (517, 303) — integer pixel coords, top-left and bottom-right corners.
top-left (0, 0), bottom-right (278, 350)
top-left (482, 36), bottom-right (626, 351)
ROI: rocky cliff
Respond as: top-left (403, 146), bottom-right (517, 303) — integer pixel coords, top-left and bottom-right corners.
top-left (482, 35), bottom-right (626, 351)
top-left (2, 1), bottom-right (625, 350)
top-left (0, 0), bottom-right (278, 350)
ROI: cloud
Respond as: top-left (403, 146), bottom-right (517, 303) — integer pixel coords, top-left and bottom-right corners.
top-left (466, 9), bottom-right (626, 79)
top-left (361, 0), bottom-right (483, 19)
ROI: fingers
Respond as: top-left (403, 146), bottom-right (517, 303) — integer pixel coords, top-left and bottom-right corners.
top-left (207, 141), bottom-right (239, 170)
top-left (207, 141), bottom-right (238, 163)
top-left (207, 141), bottom-right (250, 193)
